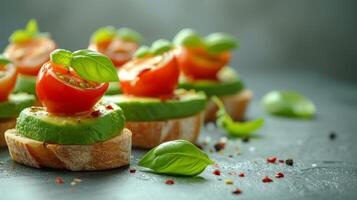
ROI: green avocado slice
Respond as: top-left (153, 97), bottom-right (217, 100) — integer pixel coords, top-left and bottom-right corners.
top-left (104, 90), bottom-right (207, 121)
top-left (13, 74), bottom-right (37, 95)
top-left (178, 67), bottom-right (244, 96)
top-left (16, 102), bottom-right (125, 145)
top-left (0, 93), bottom-right (36, 119)
top-left (105, 82), bottom-right (122, 95)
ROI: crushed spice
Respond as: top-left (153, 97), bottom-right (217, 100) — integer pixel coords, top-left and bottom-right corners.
top-left (55, 177), bottom-right (64, 185)
top-left (275, 172), bottom-right (285, 178)
top-left (262, 176), bottom-right (273, 183)
top-left (285, 159), bottom-right (294, 166)
top-left (232, 188), bottom-right (242, 195)
top-left (165, 179), bottom-right (175, 185)
top-left (213, 169), bottom-right (221, 176)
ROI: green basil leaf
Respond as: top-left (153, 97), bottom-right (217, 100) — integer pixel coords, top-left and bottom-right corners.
top-left (26, 19), bottom-right (38, 34)
top-left (71, 49), bottom-right (119, 82)
top-left (117, 27), bottom-right (142, 43)
top-left (50, 49), bottom-right (73, 66)
top-left (173, 28), bottom-right (204, 47)
top-left (262, 90), bottom-right (316, 119)
top-left (90, 26), bottom-right (116, 44)
top-left (205, 33), bottom-right (238, 53)
top-left (151, 39), bottom-right (173, 55)
top-left (139, 140), bottom-right (214, 176)
top-left (134, 46), bottom-right (152, 58)
top-left (9, 30), bottom-right (33, 43)
top-left (0, 55), bottom-right (11, 65)
top-left (213, 96), bottom-right (264, 137)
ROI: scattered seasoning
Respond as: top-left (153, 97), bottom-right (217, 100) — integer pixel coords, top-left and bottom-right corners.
top-left (239, 172), bottom-right (245, 177)
top-left (55, 177), bottom-right (64, 184)
top-left (329, 131), bottom-right (337, 140)
top-left (70, 178), bottom-right (82, 186)
top-left (267, 156), bottom-right (277, 163)
top-left (225, 179), bottom-right (234, 185)
top-left (213, 163), bottom-right (220, 168)
top-left (232, 188), bottom-right (242, 195)
top-left (214, 142), bottom-right (226, 152)
top-left (105, 105), bottom-right (113, 110)
top-left (279, 159), bottom-right (285, 163)
top-left (129, 168), bottom-right (136, 173)
top-left (285, 159), bottom-right (294, 166)
top-left (242, 137), bottom-right (250, 143)
top-left (228, 154), bottom-right (234, 158)
top-left (228, 171), bottom-right (237, 176)
top-left (91, 110), bottom-right (101, 117)
top-left (213, 169), bottom-right (221, 176)
top-left (275, 172), bottom-right (285, 178)
top-left (165, 179), bottom-right (175, 185)
top-left (262, 176), bottom-right (273, 183)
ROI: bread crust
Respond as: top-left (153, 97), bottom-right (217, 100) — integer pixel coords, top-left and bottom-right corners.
top-left (126, 112), bottom-right (204, 149)
top-left (205, 89), bottom-right (252, 122)
top-left (5, 128), bottom-right (131, 171)
top-left (0, 119), bottom-right (16, 147)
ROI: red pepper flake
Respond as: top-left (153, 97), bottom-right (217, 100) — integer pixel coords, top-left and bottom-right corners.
top-left (91, 110), bottom-right (101, 117)
top-left (267, 156), bottom-right (277, 163)
top-left (129, 168), bottom-right (136, 173)
top-left (55, 177), bottom-right (64, 184)
top-left (239, 172), bottom-right (245, 177)
top-left (262, 176), bottom-right (273, 183)
top-left (165, 179), bottom-right (175, 185)
top-left (105, 105), bottom-right (113, 110)
top-left (232, 188), bottom-right (242, 195)
top-left (279, 159), bottom-right (285, 163)
top-left (214, 142), bottom-right (226, 152)
top-left (275, 172), bottom-right (285, 178)
top-left (213, 169), bottom-right (221, 176)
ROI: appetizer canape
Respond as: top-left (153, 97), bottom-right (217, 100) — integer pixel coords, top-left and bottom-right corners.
top-left (89, 26), bottom-right (142, 95)
top-left (4, 19), bottom-right (57, 96)
top-left (5, 49), bottom-right (131, 171)
top-left (104, 40), bottom-right (207, 149)
top-left (0, 55), bottom-right (35, 147)
top-left (173, 29), bottom-right (252, 122)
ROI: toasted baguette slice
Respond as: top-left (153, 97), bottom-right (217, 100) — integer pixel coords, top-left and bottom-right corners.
top-left (126, 112), bottom-right (204, 149)
top-left (205, 89), bottom-right (253, 122)
top-left (0, 119), bottom-right (16, 147)
top-left (5, 128), bottom-right (132, 171)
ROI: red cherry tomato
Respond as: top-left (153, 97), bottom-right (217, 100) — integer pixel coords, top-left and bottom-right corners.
top-left (4, 38), bottom-right (57, 76)
top-left (119, 52), bottom-right (179, 97)
top-left (0, 63), bottom-right (17, 101)
top-left (176, 47), bottom-right (231, 80)
top-left (36, 62), bottom-right (108, 115)
top-left (89, 38), bottom-right (139, 68)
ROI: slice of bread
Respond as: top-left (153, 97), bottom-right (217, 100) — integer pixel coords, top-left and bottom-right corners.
top-left (126, 112), bottom-right (204, 149)
top-left (5, 128), bottom-right (132, 171)
top-left (205, 89), bottom-right (253, 122)
top-left (0, 119), bottom-right (16, 147)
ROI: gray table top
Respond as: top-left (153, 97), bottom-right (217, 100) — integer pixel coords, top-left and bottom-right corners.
top-left (1, 69), bottom-right (356, 200)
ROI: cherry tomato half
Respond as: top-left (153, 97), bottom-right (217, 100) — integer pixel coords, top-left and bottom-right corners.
top-left (0, 63), bottom-right (17, 101)
top-left (36, 62), bottom-right (108, 115)
top-left (89, 38), bottom-right (139, 68)
top-left (176, 47), bottom-right (231, 80)
top-left (4, 38), bottom-right (57, 76)
top-left (119, 52), bottom-right (179, 97)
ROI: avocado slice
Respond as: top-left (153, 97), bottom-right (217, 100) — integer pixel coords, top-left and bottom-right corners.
top-left (105, 82), bottom-right (122, 95)
top-left (104, 90), bottom-right (206, 121)
top-left (16, 102), bottom-right (125, 145)
top-left (178, 67), bottom-right (244, 96)
top-left (0, 93), bottom-right (36, 119)
top-left (13, 74), bottom-right (37, 95)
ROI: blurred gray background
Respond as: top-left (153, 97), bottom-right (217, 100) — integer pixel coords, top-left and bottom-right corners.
top-left (1, 0), bottom-right (356, 83)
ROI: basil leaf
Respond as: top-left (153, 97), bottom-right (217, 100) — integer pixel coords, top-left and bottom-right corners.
top-left (71, 50), bottom-right (119, 82)
top-left (151, 39), bottom-right (173, 55)
top-left (0, 55), bottom-right (11, 65)
top-left (50, 49), bottom-right (73, 67)
top-left (173, 28), bottom-right (204, 47)
top-left (117, 27), bottom-right (142, 43)
top-left (9, 30), bottom-right (33, 43)
top-left (262, 90), bottom-right (316, 119)
top-left (205, 33), bottom-right (238, 53)
top-left (90, 26), bottom-right (116, 44)
top-left (26, 19), bottom-right (38, 34)
top-left (213, 96), bottom-right (264, 137)
top-left (139, 140), bottom-right (214, 176)
top-left (134, 46), bottom-right (152, 58)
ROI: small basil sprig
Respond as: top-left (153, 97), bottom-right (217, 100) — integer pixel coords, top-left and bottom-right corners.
top-left (212, 96), bottom-right (264, 137)
top-left (173, 29), bottom-right (238, 54)
top-left (262, 90), bottom-right (316, 119)
top-left (134, 39), bottom-right (173, 58)
top-left (91, 26), bottom-right (142, 44)
top-left (50, 49), bottom-right (118, 82)
top-left (9, 19), bottom-right (49, 43)
top-left (0, 55), bottom-right (11, 65)
top-left (139, 140), bottom-right (214, 176)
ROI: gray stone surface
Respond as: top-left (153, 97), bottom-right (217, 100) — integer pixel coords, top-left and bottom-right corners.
top-left (1, 69), bottom-right (357, 200)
